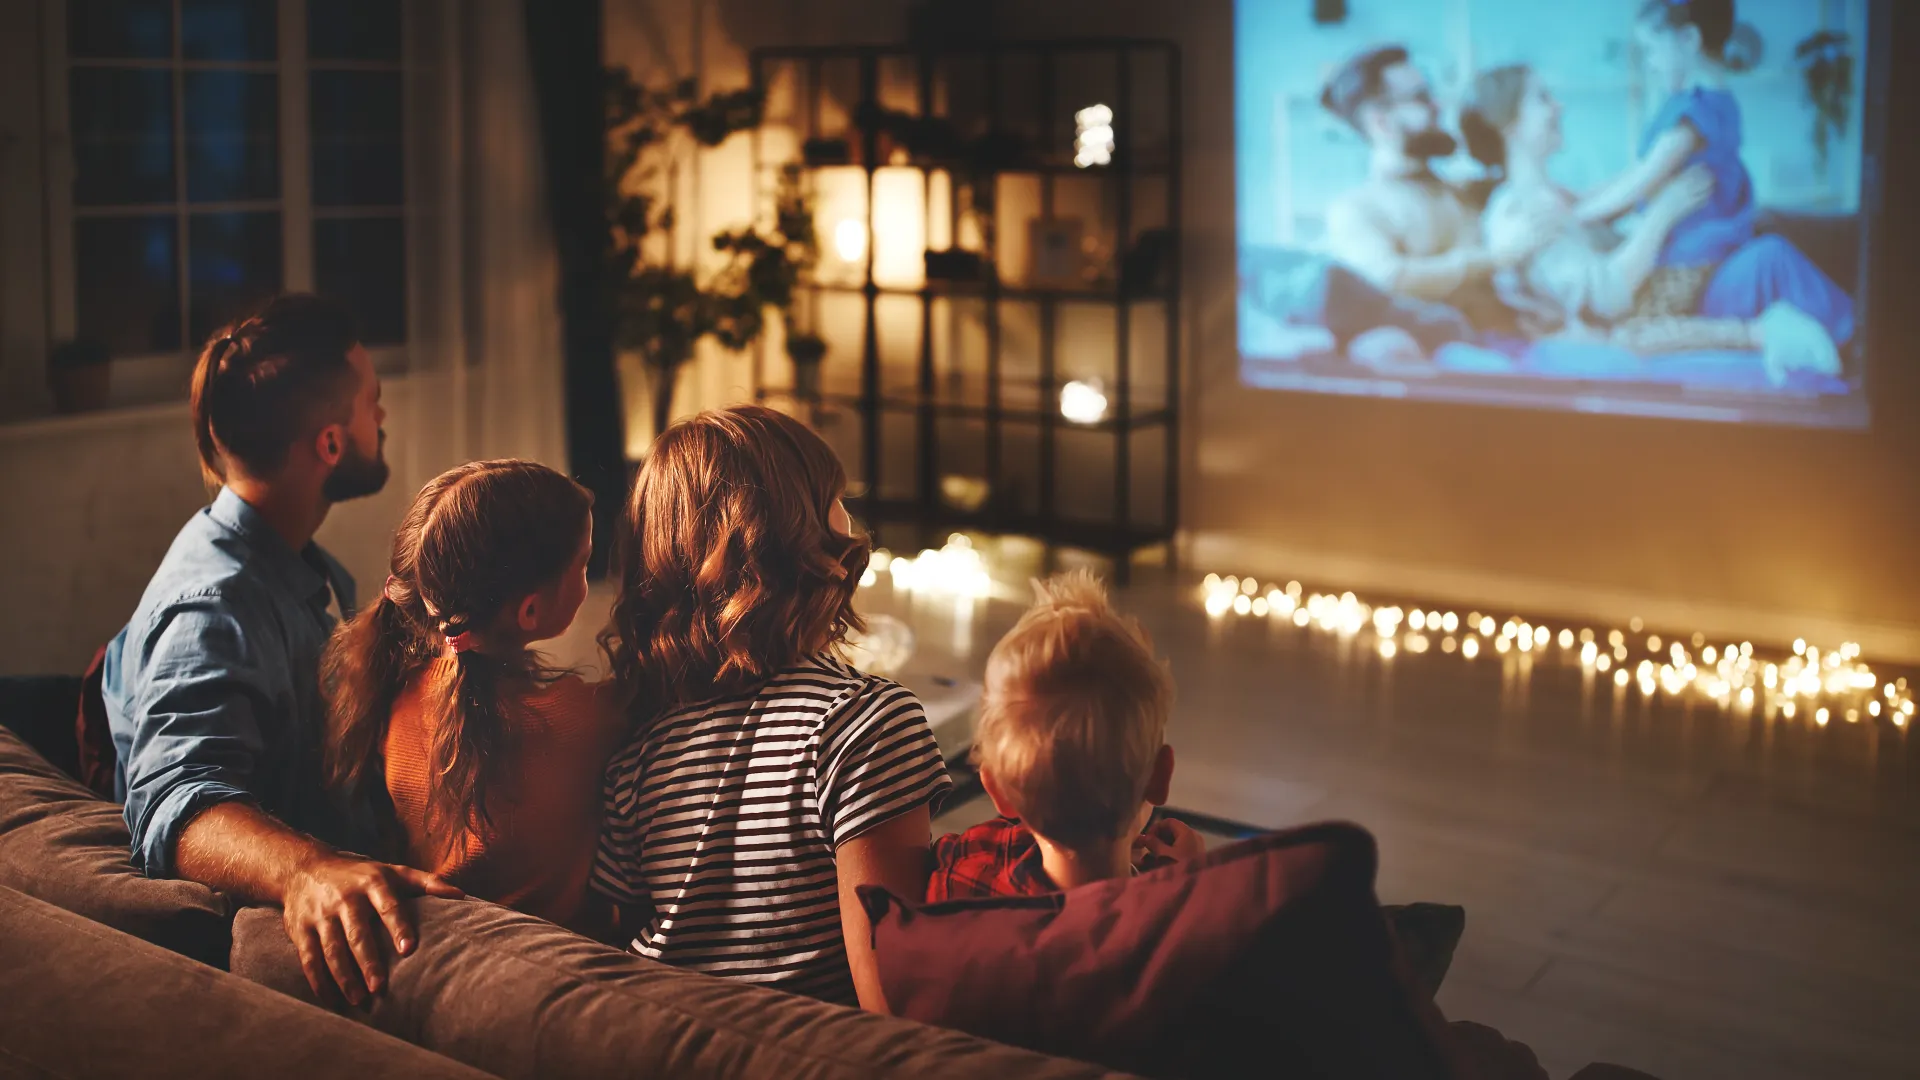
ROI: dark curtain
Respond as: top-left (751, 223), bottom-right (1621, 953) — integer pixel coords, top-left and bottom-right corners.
top-left (522, 1), bottom-right (626, 578)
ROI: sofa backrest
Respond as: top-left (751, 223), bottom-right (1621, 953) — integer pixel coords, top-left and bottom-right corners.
top-left (232, 897), bottom-right (1134, 1080)
top-left (0, 884), bottom-right (496, 1080)
top-left (0, 725), bottom-right (230, 966)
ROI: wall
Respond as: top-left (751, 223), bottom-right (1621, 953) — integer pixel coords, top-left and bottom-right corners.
top-left (1004, 0), bottom-right (1920, 661)
top-left (0, 370), bottom-right (494, 676)
top-left (625, 0), bottom-right (1919, 660)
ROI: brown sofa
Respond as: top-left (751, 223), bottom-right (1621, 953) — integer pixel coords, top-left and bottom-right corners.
top-left (0, 884), bottom-right (495, 1080)
top-left (0, 696), bottom-right (1660, 1080)
top-left (0, 722), bottom-right (1122, 1078)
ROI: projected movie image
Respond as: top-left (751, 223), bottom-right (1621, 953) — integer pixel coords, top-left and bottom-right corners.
top-left (1235, 0), bottom-right (1876, 427)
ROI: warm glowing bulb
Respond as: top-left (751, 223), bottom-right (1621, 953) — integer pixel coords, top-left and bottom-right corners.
top-left (1252, 597), bottom-right (1269, 617)
top-left (1869, 700), bottom-right (1881, 717)
top-left (1629, 617), bottom-right (1644, 633)
top-left (1614, 668), bottom-right (1629, 688)
top-left (1609, 630), bottom-right (1624, 647)
top-left (833, 218), bottom-right (868, 263)
top-left (1739, 686), bottom-right (1754, 706)
top-left (1479, 616), bottom-right (1496, 637)
top-left (1292, 608), bottom-right (1310, 627)
top-left (1059, 379), bottom-right (1109, 425)
top-left (1595, 653), bottom-right (1611, 673)
top-left (1441, 636), bottom-right (1457, 653)
top-left (1816, 708), bottom-right (1830, 726)
top-left (1462, 637), bottom-right (1480, 659)
top-left (1793, 638), bottom-right (1807, 656)
top-left (1558, 629), bottom-right (1574, 649)
top-left (1648, 635), bottom-right (1662, 652)
top-left (1232, 594), bottom-right (1251, 616)
top-left (1534, 626), bottom-right (1550, 646)
top-left (1442, 612), bottom-right (1459, 633)
top-left (1703, 646), bottom-right (1717, 665)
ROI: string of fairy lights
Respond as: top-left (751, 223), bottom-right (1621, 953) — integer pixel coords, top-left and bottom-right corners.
top-left (1200, 573), bottom-right (1914, 729)
top-left (845, 533), bottom-right (1915, 729)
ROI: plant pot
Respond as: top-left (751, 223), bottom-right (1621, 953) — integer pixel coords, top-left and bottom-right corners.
top-left (50, 364), bottom-right (111, 415)
top-left (787, 336), bottom-right (828, 400)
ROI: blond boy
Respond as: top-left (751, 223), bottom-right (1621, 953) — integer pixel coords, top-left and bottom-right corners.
top-left (928, 571), bottom-right (1204, 900)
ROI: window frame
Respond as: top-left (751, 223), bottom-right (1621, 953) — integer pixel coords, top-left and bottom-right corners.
top-left (40, 0), bottom-right (412, 416)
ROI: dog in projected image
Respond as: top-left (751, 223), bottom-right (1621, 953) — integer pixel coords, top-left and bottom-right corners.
top-left (1246, 0), bottom-right (1858, 396)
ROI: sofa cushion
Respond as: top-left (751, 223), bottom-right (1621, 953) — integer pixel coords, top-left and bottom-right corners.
top-left (232, 897), bottom-right (1129, 1080)
top-left (0, 884), bottom-right (494, 1080)
top-left (0, 726), bottom-right (229, 966)
top-left (861, 821), bottom-right (1453, 1079)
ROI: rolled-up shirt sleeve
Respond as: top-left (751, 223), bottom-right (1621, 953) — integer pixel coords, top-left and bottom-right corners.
top-left (121, 590), bottom-right (276, 879)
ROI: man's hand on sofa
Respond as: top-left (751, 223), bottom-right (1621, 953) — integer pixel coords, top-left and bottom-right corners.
top-left (172, 802), bottom-right (462, 1007)
top-left (282, 853), bottom-right (463, 1007)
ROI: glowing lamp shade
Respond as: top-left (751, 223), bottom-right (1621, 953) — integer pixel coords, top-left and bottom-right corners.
top-left (832, 218), bottom-right (868, 263)
top-left (814, 166), bottom-right (941, 288)
top-left (1059, 378), bottom-right (1109, 424)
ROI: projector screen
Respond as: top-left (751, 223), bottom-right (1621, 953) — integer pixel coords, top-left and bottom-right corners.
top-left (1235, 0), bottom-right (1882, 428)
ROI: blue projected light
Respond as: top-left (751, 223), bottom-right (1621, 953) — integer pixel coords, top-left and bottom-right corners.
top-left (1233, 0), bottom-right (1883, 429)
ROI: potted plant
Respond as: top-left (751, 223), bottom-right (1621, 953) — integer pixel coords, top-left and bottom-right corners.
top-left (786, 332), bottom-right (828, 401)
top-left (604, 70), bottom-right (819, 440)
top-left (48, 339), bottom-right (111, 414)
top-left (1795, 30), bottom-right (1854, 170)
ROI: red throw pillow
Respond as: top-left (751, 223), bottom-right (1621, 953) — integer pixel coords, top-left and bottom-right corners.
top-left (861, 822), bottom-right (1453, 1080)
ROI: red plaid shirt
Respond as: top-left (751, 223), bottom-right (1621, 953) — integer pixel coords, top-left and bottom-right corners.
top-left (926, 816), bottom-right (1056, 902)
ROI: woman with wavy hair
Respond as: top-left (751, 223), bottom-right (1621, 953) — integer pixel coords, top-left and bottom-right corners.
top-left (593, 404), bottom-right (951, 1011)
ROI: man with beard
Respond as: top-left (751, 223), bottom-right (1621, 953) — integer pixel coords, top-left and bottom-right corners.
top-left (1321, 46), bottom-right (1550, 331)
top-left (105, 293), bottom-right (458, 1007)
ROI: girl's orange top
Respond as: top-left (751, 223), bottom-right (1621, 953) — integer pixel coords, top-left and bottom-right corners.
top-left (383, 659), bottom-right (622, 932)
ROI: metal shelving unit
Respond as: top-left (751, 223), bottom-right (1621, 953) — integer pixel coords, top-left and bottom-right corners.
top-left (749, 38), bottom-right (1181, 574)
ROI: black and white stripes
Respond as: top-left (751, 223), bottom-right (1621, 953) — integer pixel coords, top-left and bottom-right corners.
top-left (592, 653), bottom-right (951, 1004)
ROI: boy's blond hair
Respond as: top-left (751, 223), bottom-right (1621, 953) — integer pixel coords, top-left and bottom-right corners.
top-left (972, 570), bottom-right (1173, 850)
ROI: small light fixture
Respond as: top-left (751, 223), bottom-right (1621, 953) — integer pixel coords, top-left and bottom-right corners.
top-left (833, 219), bottom-right (868, 263)
top-left (1059, 378), bottom-right (1109, 424)
top-left (1073, 104), bottom-right (1114, 168)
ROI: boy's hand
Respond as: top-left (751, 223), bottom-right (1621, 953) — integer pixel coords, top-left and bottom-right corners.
top-left (1133, 818), bottom-right (1207, 868)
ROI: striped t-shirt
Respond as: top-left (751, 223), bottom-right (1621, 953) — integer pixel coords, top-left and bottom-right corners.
top-left (591, 653), bottom-right (952, 1003)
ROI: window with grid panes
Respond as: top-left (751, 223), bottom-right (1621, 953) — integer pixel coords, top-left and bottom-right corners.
top-left (54, 0), bottom-right (407, 404)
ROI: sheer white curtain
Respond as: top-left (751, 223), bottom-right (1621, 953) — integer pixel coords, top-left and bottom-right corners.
top-left (318, 0), bottom-right (572, 588)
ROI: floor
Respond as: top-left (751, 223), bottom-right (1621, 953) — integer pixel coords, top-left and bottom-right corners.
top-left (552, 546), bottom-right (1920, 1080)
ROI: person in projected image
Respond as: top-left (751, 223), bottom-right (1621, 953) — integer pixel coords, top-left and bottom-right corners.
top-left (1462, 62), bottom-right (1844, 386)
top-left (1572, 0), bottom-right (1856, 380)
top-left (1318, 45), bottom-right (1555, 352)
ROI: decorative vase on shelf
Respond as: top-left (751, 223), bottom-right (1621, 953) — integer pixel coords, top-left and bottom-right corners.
top-left (787, 333), bottom-right (828, 401)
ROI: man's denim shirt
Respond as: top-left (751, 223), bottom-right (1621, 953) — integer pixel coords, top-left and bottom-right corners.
top-left (104, 487), bottom-right (369, 878)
